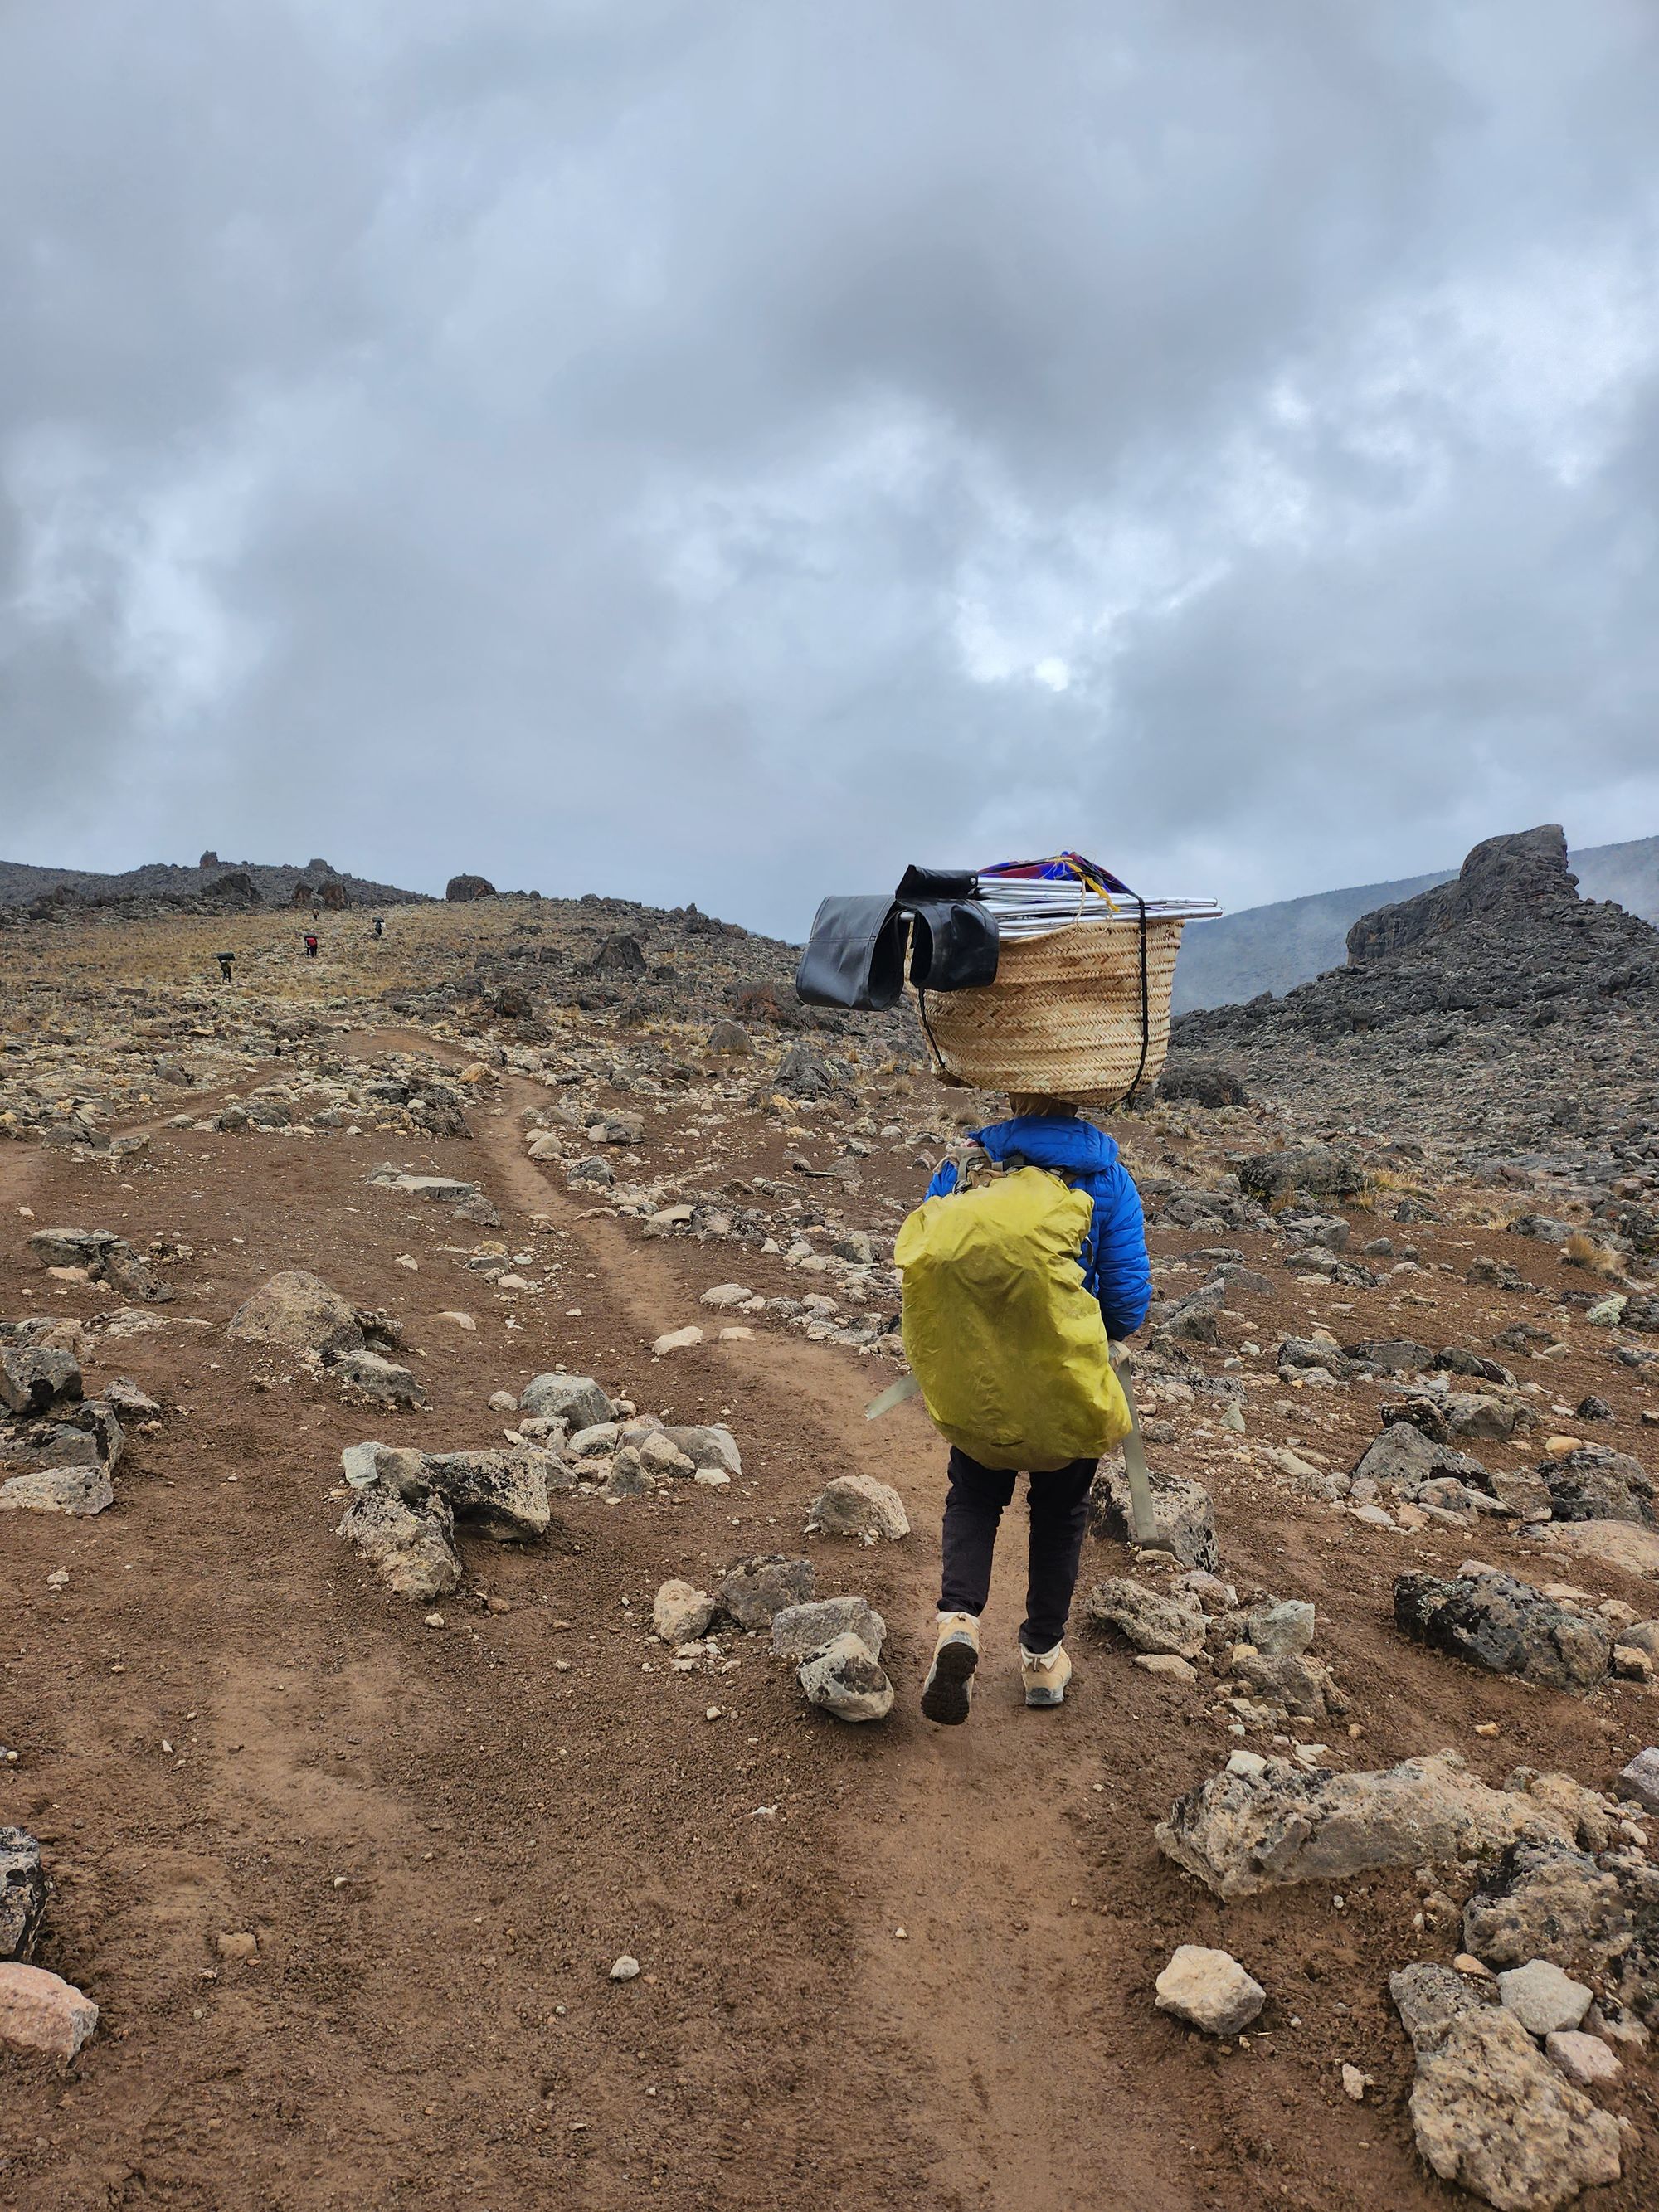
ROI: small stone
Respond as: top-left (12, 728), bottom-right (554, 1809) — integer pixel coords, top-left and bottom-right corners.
top-left (1341, 2064), bottom-right (1369, 2101)
top-left (1544, 2030), bottom-right (1622, 2088)
top-left (488, 1390), bottom-right (518, 1413)
top-left (518, 1373), bottom-right (611, 1430)
top-left (1134, 1653), bottom-right (1198, 1682)
top-left (215, 1932), bottom-right (258, 1961)
top-left (1616, 1746), bottom-right (1659, 1812)
top-left (805, 1475), bottom-right (909, 1542)
top-left (1244, 1599), bottom-right (1316, 1658)
top-left (652, 1326), bottom-right (703, 1356)
top-left (609, 1955), bottom-right (640, 1982)
top-left (0, 1963), bottom-right (98, 2060)
top-left (1497, 1959), bottom-right (1593, 2037)
top-left (424, 1612), bottom-right (445, 1629)
top-left (638, 1432), bottom-right (696, 1480)
top-left (1154, 1945), bottom-right (1265, 2035)
top-left (652, 1579), bottom-right (716, 1644)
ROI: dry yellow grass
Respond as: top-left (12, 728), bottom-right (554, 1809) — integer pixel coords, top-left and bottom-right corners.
top-left (1564, 1229), bottom-right (1624, 1278)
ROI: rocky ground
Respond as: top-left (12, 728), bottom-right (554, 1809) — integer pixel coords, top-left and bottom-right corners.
top-left (2, 863), bottom-right (1657, 2212)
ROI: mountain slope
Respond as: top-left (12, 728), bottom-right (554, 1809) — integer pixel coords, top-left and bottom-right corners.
top-left (0, 853), bottom-right (426, 910)
top-left (1173, 833), bottom-right (1659, 1011)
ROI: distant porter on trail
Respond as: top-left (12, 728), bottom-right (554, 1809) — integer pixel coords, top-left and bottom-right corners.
top-left (800, 852), bottom-right (1217, 1723)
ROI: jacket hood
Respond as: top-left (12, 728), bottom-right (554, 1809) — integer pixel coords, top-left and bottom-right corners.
top-left (974, 1114), bottom-right (1121, 1175)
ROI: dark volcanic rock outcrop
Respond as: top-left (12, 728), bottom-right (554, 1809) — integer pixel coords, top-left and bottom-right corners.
top-left (1165, 826), bottom-right (1659, 1166)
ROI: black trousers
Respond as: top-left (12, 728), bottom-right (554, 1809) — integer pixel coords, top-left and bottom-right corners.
top-left (938, 1447), bottom-right (1097, 1654)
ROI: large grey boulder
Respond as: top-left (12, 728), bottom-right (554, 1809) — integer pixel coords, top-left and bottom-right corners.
top-left (1092, 1463), bottom-right (1219, 1571)
top-left (0, 1398), bottom-right (122, 1475)
top-left (1238, 1146), bottom-right (1364, 1205)
top-left (422, 1449), bottom-right (555, 1541)
top-left (333, 1350), bottom-right (428, 1410)
top-left (27, 1228), bottom-right (170, 1303)
top-left (1159, 1280), bottom-right (1224, 1345)
top-left (228, 1271), bottom-right (364, 1358)
top-left (1541, 1446), bottom-right (1657, 1529)
top-left (337, 1487), bottom-right (461, 1601)
top-left (0, 1347), bottom-right (81, 1417)
top-left (1394, 1572), bottom-right (1612, 1692)
top-left (1228, 1647), bottom-right (1341, 1721)
top-left (718, 1553), bottom-right (814, 1630)
top-left (0, 1830), bottom-right (46, 1962)
top-left (1156, 1751), bottom-right (1572, 1901)
top-left (1086, 1578), bottom-right (1206, 1660)
top-left (663, 1424), bottom-right (742, 1476)
top-left (1407, 2007), bottom-right (1620, 2211)
top-left (1345, 1338), bottom-right (1438, 1373)
top-left (519, 1373), bottom-right (611, 1432)
top-left (0, 1464), bottom-right (114, 1516)
top-left (1463, 1840), bottom-right (1659, 2025)
top-left (1277, 1335), bottom-right (1356, 1380)
top-left (795, 1633), bottom-right (893, 1722)
top-left (770, 1596), bottom-right (887, 1660)
top-left (27, 1228), bottom-right (124, 1271)
top-left (1354, 1422), bottom-right (1491, 1494)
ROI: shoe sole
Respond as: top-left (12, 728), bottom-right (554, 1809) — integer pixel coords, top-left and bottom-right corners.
top-left (1024, 1683), bottom-right (1067, 1707)
top-left (920, 1640), bottom-right (978, 1726)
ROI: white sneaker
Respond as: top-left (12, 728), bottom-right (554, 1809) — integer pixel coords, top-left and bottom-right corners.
top-left (1020, 1641), bottom-right (1073, 1708)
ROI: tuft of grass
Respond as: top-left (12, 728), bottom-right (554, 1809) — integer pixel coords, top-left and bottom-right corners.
top-left (1353, 1164), bottom-right (1438, 1216)
top-left (1564, 1231), bottom-right (1624, 1279)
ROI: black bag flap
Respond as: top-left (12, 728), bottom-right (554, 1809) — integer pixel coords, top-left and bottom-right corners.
top-left (795, 896), bottom-right (908, 1010)
top-left (896, 865), bottom-right (977, 902)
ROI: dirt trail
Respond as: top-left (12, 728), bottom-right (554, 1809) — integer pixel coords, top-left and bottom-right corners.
top-left (466, 1074), bottom-right (1190, 2211)
top-left (5, 1024), bottom-right (1651, 2211)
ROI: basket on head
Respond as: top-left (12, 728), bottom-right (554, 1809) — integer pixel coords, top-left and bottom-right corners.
top-left (916, 912), bottom-right (1185, 1112)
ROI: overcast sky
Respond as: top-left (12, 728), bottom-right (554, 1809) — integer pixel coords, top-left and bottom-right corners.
top-left (4, 1), bottom-right (1658, 934)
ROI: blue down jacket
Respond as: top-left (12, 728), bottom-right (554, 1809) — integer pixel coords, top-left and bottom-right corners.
top-left (923, 1114), bottom-right (1152, 1341)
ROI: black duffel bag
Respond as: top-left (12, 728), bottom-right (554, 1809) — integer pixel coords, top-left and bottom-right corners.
top-left (796, 875), bottom-right (999, 1010)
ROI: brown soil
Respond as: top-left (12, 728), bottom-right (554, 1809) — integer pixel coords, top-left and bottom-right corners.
top-left (2, 1031), bottom-right (1655, 2211)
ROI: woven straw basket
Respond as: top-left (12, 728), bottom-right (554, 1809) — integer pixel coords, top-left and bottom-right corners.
top-left (917, 914), bottom-right (1185, 1111)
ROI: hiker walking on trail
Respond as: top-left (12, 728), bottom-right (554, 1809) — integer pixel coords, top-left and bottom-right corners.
top-left (372, 915), bottom-right (384, 939)
top-left (898, 1095), bottom-right (1150, 1725)
top-left (215, 950), bottom-right (236, 983)
top-left (303, 931), bottom-right (319, 957)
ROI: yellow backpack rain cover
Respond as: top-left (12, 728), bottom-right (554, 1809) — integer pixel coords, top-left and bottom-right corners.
top-left (893, 1162), bottom-right (1131, 1471)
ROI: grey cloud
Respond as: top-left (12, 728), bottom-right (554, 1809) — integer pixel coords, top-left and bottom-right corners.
top-left (3, 1), bottom-right (1659, 930)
